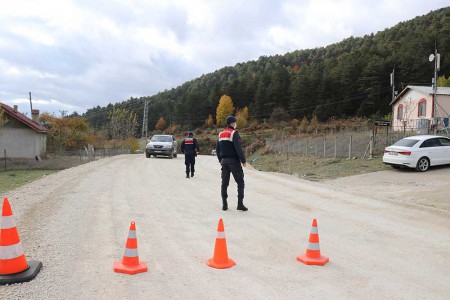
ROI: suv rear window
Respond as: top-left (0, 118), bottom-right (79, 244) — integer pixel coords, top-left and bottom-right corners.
top-left (393, 139), bottom-right (419, 147)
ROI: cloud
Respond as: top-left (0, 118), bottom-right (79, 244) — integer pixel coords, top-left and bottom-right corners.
top-left (0, 0), bottom-right (449, 115)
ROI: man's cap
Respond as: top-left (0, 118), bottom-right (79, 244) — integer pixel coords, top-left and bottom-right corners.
top-left (226, 116), bottom-right (237, 124)
top-left (188, 131), bottom-right (194, 136)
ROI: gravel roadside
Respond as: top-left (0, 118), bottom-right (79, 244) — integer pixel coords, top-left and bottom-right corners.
top-left (1, 154), bottom-right (449, 300)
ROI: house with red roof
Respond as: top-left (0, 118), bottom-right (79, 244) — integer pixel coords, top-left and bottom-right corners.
top-left (390, 85), bottom-right (450, 134)
top-left (0, 103), bottom-right (48, 159)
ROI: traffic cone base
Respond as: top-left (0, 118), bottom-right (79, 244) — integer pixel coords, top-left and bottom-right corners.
top-left (206, 258), bottom-right (236, 269)
top-left (0, 261), bottom-right (43, 285)
top-left (113, 260), bottom-right (147, 275)
top-left (296, 254), bottom-right (329, 266)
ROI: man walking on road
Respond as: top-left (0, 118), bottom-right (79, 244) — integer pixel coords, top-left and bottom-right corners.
top-left (216, 116), bottom-right (248, 211)
top-left (181, 131), bottom-right (200, 178)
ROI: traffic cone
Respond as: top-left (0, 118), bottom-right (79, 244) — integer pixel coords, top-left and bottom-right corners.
top-left (0, 198), bottom-right (42, 285)
top-left (296, 218), bottom-right (329, 266)
top-left (206, 218), bottom-right (235, 269)
top-left (113, 221), bottom-right (147, 275)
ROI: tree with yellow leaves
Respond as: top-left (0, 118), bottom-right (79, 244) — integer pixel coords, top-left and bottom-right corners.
top-left (299, 116), bottom-right (308, 133)
top-left (291, 118), bottom-right (300, 130)
top-left (236, 106), bottom-right (249, 128)
top-left (216, 95), bottom-right (235, 127)
top-left (204, 114), bottom-right (214, 128)
top-left (437, 75), bottom-right (450, 87)
top-left (155, 116), bottom-right (167, 131)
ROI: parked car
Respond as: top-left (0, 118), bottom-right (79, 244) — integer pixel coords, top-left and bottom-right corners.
top-left (146, 135), bottom-right (177, 159)
top-left (383, 135), bottom-right (450, 172)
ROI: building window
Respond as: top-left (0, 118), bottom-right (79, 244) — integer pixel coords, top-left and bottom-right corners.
top-left (418, 99), bottom-right (426, 117)
top-left (397, 104), bottom-right (403, 120)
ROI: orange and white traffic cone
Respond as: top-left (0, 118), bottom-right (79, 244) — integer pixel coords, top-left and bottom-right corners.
top-left (0, 198), bottom-right (42, 285)
top-left (113, 221), bottom-right (147, 275)
top-left (206, 218), bottom-right (235, 269)
top-left (296, 218), bottom-right (329, 266)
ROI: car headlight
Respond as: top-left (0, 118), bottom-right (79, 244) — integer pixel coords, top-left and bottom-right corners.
top-left (147, 144), bottom-right (154, 149)
top-left (163, 145), bottom-right (172, 149)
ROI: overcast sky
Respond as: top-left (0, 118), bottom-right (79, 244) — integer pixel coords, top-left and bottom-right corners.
top-left (1, 0), bottom-right (448, 116)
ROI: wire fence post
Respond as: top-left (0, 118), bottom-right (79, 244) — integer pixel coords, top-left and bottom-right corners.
top-left (3, 149), bottom-right (6, 171)
top-left (286, 139), bottom-right (289, 160)
top-left (348, 135), bottom-right (353, 158)
top-left (306, 139), bottom-right (308, 156)
top-left (323, 138), bottom-right (326, 158)
top-left (369, 134), bottom-right (374, 159)
top-left (334, 137), bottom-right (337, 158)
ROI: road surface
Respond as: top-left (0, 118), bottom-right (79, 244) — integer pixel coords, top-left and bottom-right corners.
top-left (1, 154), bottom-right (449, 299)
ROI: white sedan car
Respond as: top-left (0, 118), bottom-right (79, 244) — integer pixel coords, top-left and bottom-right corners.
top-left (383, 135), bottom-right (450, 172)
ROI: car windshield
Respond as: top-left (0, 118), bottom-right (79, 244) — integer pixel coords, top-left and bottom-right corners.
top-left (151, 136), bottom-right (172, 142)
top-left (392, 139), bottom-right (419, 147)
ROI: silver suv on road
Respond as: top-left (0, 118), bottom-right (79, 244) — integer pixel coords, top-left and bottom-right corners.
top-left (145, 135), bottom-right (178, 159)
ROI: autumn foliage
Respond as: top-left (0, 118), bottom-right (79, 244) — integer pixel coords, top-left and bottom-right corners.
top-left (204, 114), bottom-right (214, 128)
top-left (155, 116), bottom-right (167, 130)
top-left (236, 106), bottom-right (249, 128)
top-left (216, 95), bottom-right (235, 127)
top-left (40, 113), bottom-right (91, 151)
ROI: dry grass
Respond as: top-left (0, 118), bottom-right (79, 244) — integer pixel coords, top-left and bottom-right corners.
top-left (249, 151), bottom-right (390, 181)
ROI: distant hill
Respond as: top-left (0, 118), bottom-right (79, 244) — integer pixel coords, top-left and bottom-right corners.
top-left (83, 7), bottom-right (450, 133)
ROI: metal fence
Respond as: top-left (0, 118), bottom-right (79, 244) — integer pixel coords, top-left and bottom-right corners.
top-left (1, 148), bottom-right (131, 171)
top-left (266, 130), bottom-right (431, 159)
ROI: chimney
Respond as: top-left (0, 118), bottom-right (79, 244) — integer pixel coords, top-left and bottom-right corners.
top-left (13, 105), bottom-right (18, 112)
top-left (31, 109), bottom-right (40, 123)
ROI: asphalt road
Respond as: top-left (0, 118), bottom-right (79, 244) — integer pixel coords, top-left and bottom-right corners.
top-left (1, 154), bottom-right (449, 299)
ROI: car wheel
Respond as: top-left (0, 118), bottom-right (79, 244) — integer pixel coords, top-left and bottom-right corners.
top-left (153, 154), bottom-right (157, 157)
top-left (391, 165), bottom-right (401, 169)
top-left (173, 152), bottom-right (177, 158)
top-left (146, 152), bottom-right (150, 158)
top-left (169, 151), bottom-right (174, 159)
top-left (416, 157), bottom-right (430, 172)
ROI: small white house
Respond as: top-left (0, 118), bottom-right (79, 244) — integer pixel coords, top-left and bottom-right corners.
top-left (390, 86), bottom-right (450, 134)
top-left (0, 103), bottom-right (48, 159)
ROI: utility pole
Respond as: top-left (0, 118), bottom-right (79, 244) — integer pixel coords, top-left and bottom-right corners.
top-left (29, 92), bottom-right (33, 115)
top-left (390, 68), bottom-right (395, 102)
top-left (142, 99), bottom-right (149, 138)
top-left (429, 46), bottom-right (440, 132)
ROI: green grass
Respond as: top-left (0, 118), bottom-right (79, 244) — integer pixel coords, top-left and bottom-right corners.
top-left (0, 170), bottom-right (59, 193)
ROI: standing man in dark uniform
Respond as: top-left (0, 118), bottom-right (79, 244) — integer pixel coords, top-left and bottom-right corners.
top-left (216, 116), bottom-right (248, 211)
top-left (181, 131), bottom-right (200, 178)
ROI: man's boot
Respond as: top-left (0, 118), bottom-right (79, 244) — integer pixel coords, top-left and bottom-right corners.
top-left (237, 200), bottom-right (248, 211)
top-left (222, 199), bottom-right (228, 211)
top-left (191, 172), bottom-right (194, 177)
top-left (186, 172), bottom-right (190, 178)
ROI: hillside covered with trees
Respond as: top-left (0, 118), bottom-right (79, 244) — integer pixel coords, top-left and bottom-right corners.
top-left (82, 7), bottom-right (450, 134)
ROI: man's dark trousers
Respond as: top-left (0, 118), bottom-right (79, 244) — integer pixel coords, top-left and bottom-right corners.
top-left (220, 158), bottom-right (244, 201)
top-left (185, 154), bottom-right (196, 175)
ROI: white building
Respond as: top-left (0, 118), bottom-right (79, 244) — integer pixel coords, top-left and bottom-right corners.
top-left (390, 86), bottom-right (450, 134)
top-left (0, 103), bottom-right (48, 159)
